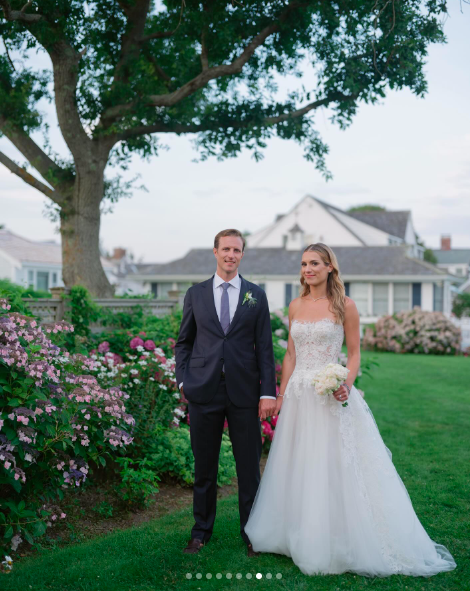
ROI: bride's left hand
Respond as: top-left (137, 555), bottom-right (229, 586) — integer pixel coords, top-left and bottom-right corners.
top-left (332, 384), bottom-right (349, 403)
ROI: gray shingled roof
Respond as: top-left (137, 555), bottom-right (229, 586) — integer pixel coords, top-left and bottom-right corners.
top-left (133, 246), bottom-right (446, 277)
top-left (346, 210), bottom-right (410, 240)
top-left (431, 249), bottom-right (470, 264)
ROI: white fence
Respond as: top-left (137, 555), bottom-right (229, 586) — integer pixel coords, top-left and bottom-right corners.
top-left (23, 297), bottom-right (178, 332)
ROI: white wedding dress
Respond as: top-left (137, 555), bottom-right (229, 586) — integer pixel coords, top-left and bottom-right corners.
top-left (245, 318), bottom-right (456, 577)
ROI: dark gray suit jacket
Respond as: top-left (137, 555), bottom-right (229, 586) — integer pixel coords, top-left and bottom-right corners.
top-left (175, 275), bottom-right (276, 407)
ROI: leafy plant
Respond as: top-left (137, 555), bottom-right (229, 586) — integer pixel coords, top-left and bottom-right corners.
top-left (91, 501), bottom-right (114, 519)
top-left (452, 293), bottom-right (470, 319)
top-left (148, 425), bottom-right (236, 487)
top-left (114, 457), bottom-right (160, 508)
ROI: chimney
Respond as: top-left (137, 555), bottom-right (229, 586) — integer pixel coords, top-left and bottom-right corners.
top-left (112, 247), bottom-right (126, 260)
top-left (440, 235), bottom-right (451, 251)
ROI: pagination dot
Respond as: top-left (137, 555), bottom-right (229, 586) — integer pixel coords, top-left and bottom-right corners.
top-left (276, 573), bottom-right (283, 579)
top-left (185, 573), bottom-right (192, 579)
top-left (256, 573), bottom-right (262, 579)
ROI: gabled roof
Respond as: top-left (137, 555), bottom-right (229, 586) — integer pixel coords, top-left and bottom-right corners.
top-left (288, 223), bottom-right (304, 233)
top-left (346, 210), bottom-right (411, 240)
top-left (431, 249), bottom-right (470, 264)
top-left (132, 246), bottom-right (447, 278)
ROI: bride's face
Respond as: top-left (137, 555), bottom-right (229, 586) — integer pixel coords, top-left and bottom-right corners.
top-left (301, 251), bottom-right (332, 287)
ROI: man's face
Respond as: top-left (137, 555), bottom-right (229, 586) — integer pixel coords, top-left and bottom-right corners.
top-left (213, 236), bottom-right (244, 276)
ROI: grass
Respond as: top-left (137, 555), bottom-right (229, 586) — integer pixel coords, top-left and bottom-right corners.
top-left (2, 352), bottom-right (469, 591)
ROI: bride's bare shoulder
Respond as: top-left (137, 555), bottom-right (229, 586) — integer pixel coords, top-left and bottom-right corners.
top-left (344, 296), bottom-right (359, 316)
top-left (288, 297), bottom-right (302, 315)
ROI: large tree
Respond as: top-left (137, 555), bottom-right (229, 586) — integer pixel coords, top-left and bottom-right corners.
top-left (0, 0), bottom-right (446, 295)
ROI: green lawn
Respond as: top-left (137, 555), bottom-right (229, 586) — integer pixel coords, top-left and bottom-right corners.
top-left (2, 352), bottom-right (469, 591)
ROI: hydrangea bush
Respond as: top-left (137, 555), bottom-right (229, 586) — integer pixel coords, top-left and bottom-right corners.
top-left (0, 298), bottom-right (135, 559)
top-left (363, 309), bottom-right (461, 355)
top-left (88, 335), bottom-right (236, 486)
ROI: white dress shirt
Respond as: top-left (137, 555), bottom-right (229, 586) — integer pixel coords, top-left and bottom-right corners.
top-left (180, 272), bottom-right (276, 400)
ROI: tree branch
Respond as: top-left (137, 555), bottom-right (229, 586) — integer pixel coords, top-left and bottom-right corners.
top-left (102, 2), bottom-right (309, 120)
top-left (114, 92), bottom-right (357, 143)
top-left (0, 117), bottom-right (67, 189)
top-left (139, 0), bottom-right (186, 43)
top-left (0, 149), bottom-right (62, 202)
top-left (0, 0), bottom-right (44, 22)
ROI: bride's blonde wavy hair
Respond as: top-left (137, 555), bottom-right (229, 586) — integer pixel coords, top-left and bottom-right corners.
top-left (300, 243), bottom-right (346, 325)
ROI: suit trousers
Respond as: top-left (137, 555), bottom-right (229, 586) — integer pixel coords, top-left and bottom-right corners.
top-left (188, 377), bottom-right (262, 545)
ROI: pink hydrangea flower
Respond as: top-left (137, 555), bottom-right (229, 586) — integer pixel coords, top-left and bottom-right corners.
top-left (130, 337), bottom-right (144, 349)
top-left (98, 341), bottom-right (110, 353)
top-left (144, 339), bottom-right (156, 351)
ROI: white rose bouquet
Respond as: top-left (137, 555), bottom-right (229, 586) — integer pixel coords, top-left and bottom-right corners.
top-left (312, 363), bottom-right (350, 407)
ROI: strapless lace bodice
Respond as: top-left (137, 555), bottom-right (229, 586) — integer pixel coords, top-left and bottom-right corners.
top-left (284, 318), bottom-right (344, 397)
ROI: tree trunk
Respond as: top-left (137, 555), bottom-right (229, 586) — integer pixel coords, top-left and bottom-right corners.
top-left (60, 166), bottom-right (114, 297)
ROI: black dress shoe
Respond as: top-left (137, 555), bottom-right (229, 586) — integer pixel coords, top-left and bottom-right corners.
top-left (183, 538), bottom-right (205, 554)
top-left (247, 543), bottom-right (260, 557)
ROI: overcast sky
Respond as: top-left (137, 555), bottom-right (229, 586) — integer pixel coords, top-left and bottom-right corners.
top-left (1, 3), bottom-right (469, 264)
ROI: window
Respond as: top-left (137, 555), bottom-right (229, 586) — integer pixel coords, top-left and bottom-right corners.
top-left (393, 283), bottom-right (411, 313)
top-left (412, 283), bottom-right (422, 308)
top-left (150, 283), bottom-right (158, 297)
top-left (433, 283), bottom-right (444, 312)
top-left (158, 283), bottom-right (173, 299)
top-left (344, 282), bottom-right (350, 297)
top-left (282, 235), bottom-right (288, 248)
top-left (350, 283), bottom-right (368, 316)
top-left (455, 268), bottom-right (463, 275)
top-left (285, 283), bottom-right (293, 307)
top-left (52, 272), bottom-right (58, 286)
top-left (177, 282), bottom-right (191, 293)
top-left (372, 283), bottom-right (388, 316)
top-left (27, 270), bottom-right (34, 287)
top-left (37, 271), bottom-right (49, 292)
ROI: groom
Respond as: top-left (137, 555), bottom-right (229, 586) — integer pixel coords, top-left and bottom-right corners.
top-left (175, 229), bottom-right (277, 556)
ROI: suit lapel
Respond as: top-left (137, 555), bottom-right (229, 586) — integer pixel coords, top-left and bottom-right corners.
top-left (201, 276), bottom-right (225, 336)
top-left (226, 275), bottom-right (249, 335)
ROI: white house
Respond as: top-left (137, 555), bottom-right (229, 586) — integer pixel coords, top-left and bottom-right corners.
top-left (0, 229), bottom-right (114, 292)
top-left (129, 195), bottom-right (454, 323)
top-left (432, 235), bottom-right (470, 280)
top-left (247, 195), bottom-right (424, 258)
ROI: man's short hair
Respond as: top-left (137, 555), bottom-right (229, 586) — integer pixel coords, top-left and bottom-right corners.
top-left (214, 229), bottom-right (246, 251)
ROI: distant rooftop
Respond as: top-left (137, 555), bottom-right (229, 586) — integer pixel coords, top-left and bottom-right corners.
top-left (133, 245), bottom-right (446, 278)
top-left (431, 249), bottom-right (470, 265)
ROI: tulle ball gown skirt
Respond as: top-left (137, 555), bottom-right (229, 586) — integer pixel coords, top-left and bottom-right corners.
top-left (244, 383), bottom-right (456, 577)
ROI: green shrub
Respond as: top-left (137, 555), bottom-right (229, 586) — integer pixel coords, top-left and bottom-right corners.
top-left (114, 457), bottom-right (160, 508)
top-left (452, 293), bottom-right (470, 318)
top-left (147, 425), bottom-right (236, 486)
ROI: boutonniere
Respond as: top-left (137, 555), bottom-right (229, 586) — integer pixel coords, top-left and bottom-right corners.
top-left (242, 291), bottom-right (257, 307)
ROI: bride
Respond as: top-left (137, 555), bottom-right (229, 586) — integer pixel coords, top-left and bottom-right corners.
top-left (244, 243), bottom-right (456, 577)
